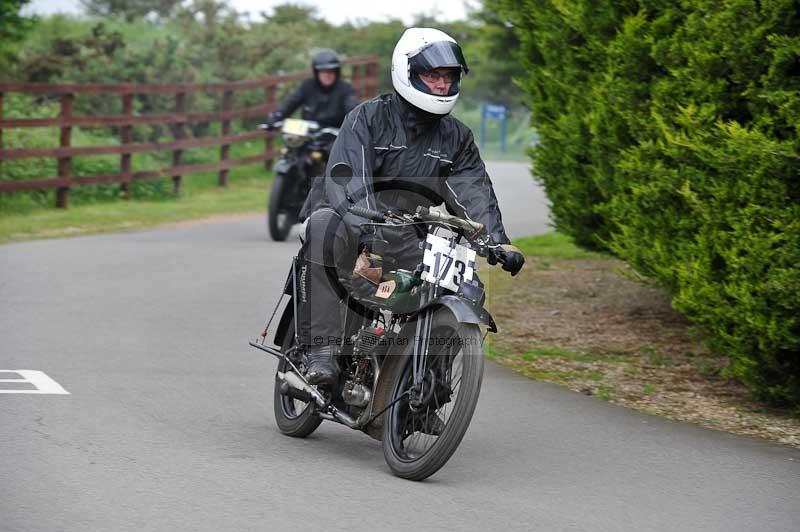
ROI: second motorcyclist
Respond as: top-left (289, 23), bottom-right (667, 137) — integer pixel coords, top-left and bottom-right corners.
top-left (264, 49), bottom-right (359, 240)
top-left (265, 48), bottom-right (358, 130)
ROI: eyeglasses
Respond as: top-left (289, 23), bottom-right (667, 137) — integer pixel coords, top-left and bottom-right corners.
top-left (418, 70), bottom-right (459, 84)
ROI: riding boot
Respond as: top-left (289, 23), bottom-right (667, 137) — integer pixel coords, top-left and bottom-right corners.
top-left (306, 345), bottom-right (338, 386)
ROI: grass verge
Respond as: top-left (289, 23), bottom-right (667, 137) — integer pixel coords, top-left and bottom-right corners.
top-left (0, 166), bottom-right (270, 244)
top-left (513, 232), bottom-right (606, 259)
top-left (480, 232), bottom-right (800, 448)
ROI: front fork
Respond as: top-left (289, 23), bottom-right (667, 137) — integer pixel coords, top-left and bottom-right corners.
top-left (411, 284), bottom-right (437, 388)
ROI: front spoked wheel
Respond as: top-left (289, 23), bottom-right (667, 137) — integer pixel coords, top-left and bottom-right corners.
top-left (268, 175), bottom-right (295, 241)
top-left (382, 308), bottom-right (484, 480)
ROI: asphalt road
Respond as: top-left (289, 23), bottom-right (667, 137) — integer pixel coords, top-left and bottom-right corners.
top-left (1, 162), bottom-right (798, 532)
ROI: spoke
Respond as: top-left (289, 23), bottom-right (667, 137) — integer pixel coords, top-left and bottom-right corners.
top-left (451, 351), bottom-right (464, 392)
top-left (425, 405), bottom-right (431, 439)
top-left (399, 394), bottom-right (413, 446)
top-left (393, 324), bottom-right (477, 460)
top-left (408, 417), bottom-right (420, 456)
top-left (451, 372), bottom-right (463, 394)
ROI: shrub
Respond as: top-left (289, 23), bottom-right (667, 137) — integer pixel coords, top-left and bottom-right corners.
top-left (492, 0), bottom-right (800, 407)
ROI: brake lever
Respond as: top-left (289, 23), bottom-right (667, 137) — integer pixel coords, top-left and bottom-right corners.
top-left (476, 234), bottom-right (508, 267)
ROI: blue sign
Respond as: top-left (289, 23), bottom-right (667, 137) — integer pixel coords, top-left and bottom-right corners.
top-left (480, 102), bottom-right (509, 154)
top-left (484, 103), bottom-right (508, 120)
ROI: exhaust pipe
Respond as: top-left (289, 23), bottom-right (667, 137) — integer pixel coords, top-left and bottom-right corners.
top-left (279, 380), bottom-right (312, 403)
top-left (276, 370), bottom-right (360, 429)
top-left (319, 406), bottom-right (359, 428)
top-left (277, 370), bottom-right (327, 408)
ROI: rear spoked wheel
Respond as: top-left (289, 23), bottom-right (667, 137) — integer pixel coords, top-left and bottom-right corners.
top-left (273, 319), bottom-right (322, 437)
top-left (382, 308), bottom-right (484, 480)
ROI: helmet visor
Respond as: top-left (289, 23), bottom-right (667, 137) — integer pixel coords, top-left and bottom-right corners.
top-left (314, 61), bottom-right (340, 70)
top-left (408, 41), bottom-right (469, 75)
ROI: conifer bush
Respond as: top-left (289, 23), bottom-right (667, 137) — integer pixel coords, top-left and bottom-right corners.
top-left (490, 0), bottom-right (800, 407)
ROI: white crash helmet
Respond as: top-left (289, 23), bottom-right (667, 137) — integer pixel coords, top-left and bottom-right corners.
top-left (391, 27), bottom-right (469, 115)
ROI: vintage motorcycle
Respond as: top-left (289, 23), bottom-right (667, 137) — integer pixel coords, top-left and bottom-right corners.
top-left (250, 169), bottom-right (512, 480)
top-left (260, 119), bottom-right (339, 241)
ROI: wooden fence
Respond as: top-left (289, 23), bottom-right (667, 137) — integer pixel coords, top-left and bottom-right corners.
top-left (0, 56), bottom-right (380, 208)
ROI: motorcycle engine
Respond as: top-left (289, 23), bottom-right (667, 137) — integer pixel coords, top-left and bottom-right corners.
top-left (341, 326), bottom-right (383, 408)
top-left (342, 380), bottom-right (372, 408)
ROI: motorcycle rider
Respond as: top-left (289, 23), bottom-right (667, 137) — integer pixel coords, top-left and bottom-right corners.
top-left (297, 28), bottom-right (525, 386)
top-left (265, 49), bottom-right (358, 129)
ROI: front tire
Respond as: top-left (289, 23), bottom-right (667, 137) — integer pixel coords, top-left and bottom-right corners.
top-left (273, 320), bottom-right (322, 437)
top-left (382, 308), bottom-right (484, 480)
top-left (268, 174), bottom-right (294, 241)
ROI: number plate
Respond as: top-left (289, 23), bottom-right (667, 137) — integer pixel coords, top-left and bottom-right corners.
top-left (281, 119), bottom-right (311, 136)
top-left (421, 234), bottom-right (476, 292)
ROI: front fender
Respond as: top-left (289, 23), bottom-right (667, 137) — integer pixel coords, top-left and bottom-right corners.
top-left (417, 294), bottom-right (497, 333)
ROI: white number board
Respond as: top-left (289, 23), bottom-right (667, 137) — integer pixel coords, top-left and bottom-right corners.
top-left (421, 234), bottom-right (476, 292)
top-left (281, 119), bottom-right (311, 136)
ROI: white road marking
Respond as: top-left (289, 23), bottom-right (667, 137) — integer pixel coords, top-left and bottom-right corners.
top-left (0, 370), bottom-right (70, 394)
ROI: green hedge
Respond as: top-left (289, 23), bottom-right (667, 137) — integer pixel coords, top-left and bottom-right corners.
top-left (491, 0), bottom-right (800, 408)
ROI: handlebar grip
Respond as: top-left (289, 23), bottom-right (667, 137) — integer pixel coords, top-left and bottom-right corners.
top-left (348, 205), bottom-right (385, 222)
top-left (259, 121), bottom-right (282, 131)
top-left (486, 245), bottom-right (508, 267)
top-left (415, 206), bottom-right (484, 235)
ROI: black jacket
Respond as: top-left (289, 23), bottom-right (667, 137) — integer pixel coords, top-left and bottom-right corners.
top-left (274, 77), bottom-right (358, 128)
top-left (309, 92), bottom-right (510, 249)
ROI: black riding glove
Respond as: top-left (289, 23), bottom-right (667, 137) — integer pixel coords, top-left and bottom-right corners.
top-left (488, 244), bottom-right (525, 276)
top-left (265, 112), bottom-right (283, 129)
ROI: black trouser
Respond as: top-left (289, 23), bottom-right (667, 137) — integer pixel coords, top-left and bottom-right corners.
top-left (297, 208), bottom-right (357, 347)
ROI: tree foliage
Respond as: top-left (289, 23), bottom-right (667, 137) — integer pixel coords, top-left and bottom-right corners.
top-left (79, 0), bottom-right (182, 21)
top-left (491, 0), bottom-right (800, 407)
top-left (6, 1), bottom-right (525, 105)
top-left (0, 0), bottom-right (32, 73)
top-left (2, 2), bottom-right (534, 204)
top-left (458, 5), bottom-right (522, 106)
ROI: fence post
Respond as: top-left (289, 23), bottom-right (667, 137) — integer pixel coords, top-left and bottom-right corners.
top-left (219, 90), bottom-right (233, 187)
top-left (351, 64), bottom-right (362, 100)
top-left (172, 92), bottom-right (186, 195)
top-left (120, 93), bottom-right (133, 199)
top-left (56, 93), bottom-right (73, 209)
top-left (264, 86), bottom-right (275, 172)
top-left (363, 62), bottom-right (373, 98)
top-left (369, 60), bottom-right (379, 96)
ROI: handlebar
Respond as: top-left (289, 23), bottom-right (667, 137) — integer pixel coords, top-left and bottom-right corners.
top-left (348, 205), bottom-right (386, 222)
top-left (258, 121), bottom-right (283, 131)
top-left (415, 206), bottom-right (484, 236)
top-left (347, 203), bottom-right (509, 267)
top-left (317, 127), bottom-right (340, 137)
top-left (258, 120), bottom-right (338, 137)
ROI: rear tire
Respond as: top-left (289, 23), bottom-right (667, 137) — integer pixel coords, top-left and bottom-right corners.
top-left (273, 319), bottom-right (322, 437)
top-left (268, 175), bottom-right (294, 241)
top-left (382, 308), bottom-right (484, 480)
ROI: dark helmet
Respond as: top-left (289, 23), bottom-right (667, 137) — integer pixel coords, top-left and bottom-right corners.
top-left (312, 49), bottom-right (341, 73)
